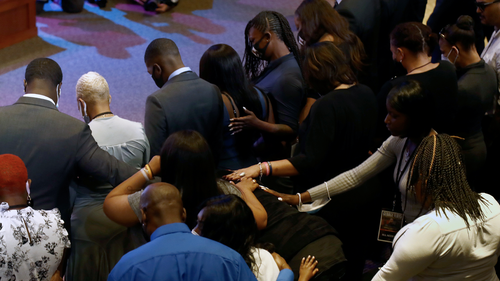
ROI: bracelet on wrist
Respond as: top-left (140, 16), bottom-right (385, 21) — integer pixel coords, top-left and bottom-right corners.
top-left (263, 161), bottom-right (270, 176)
top-left (267, 161), bottom-right (273, 176)
top-left (140, 168), bottom-right (151, 181)
top-left (258, 162), bottom-right (263, 181)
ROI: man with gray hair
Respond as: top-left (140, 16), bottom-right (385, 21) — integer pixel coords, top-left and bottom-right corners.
top-left (68, 71), bottom-right (150, 280)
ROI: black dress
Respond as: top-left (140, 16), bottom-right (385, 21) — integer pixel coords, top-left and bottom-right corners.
top-left (288, 84), bottom-right (378, 192)
top-left (287, 84), bottom-right (380, 280)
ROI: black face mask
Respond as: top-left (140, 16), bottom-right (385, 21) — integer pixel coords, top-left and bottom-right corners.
top-left (251, 34), bottom-right (270, 60)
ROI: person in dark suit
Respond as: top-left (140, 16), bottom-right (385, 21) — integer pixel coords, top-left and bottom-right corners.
top-left (143, 38), bottom-right (224, 162)
top-left (331, 0), bottom-right (381, 91)
top-left (0, 58), bottom-right (137, 224)
top-left (427, 0), bottom-right (486, 61)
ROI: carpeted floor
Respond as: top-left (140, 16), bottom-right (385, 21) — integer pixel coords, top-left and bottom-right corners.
top-left (0, 0), bottom-right (302, 123)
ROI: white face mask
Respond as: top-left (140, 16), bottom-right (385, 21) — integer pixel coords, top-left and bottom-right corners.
top-left (297, 182), bottom-right (332, 214)
top-left (297, 197), bottom-right (331, 214)
top-left (56, 84), bottom-right (61, 109)
top-left (78, 100), bottom-right (90, 124)
top-left (442, 48), bottom-right (459, 65)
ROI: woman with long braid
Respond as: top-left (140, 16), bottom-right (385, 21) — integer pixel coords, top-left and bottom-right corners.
top-left (230, 11), bottom-right (306, 160)
top-left (373, 134), bottom-right (500, 280)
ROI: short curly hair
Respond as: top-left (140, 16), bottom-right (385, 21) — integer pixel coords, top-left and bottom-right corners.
top-left (75, 71), bottom-right (110, 103)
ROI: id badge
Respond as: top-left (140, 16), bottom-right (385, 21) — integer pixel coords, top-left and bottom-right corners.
top-left (377, 210), bottom-right (404, 243)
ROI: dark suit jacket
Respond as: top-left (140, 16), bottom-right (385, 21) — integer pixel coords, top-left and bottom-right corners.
top-left (427, 0), bottom-right (486, 58)
top-left (0, 97), bottom-right (137, 222)
top-left (144, 71), bottom-right (224, 162)
top-left (336, 0), bottom-right (381, 91)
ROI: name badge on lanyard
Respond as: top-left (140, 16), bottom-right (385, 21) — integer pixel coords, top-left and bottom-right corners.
top-left (377, 139), bottom-right (414, 243)
top-left (378, 210), bottom-right (404, 243)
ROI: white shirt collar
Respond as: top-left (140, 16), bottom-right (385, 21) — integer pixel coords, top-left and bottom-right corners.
top-left (23, 93), bottom-right (56, 105)
top-left (168, 67), bottom-right (191, 81)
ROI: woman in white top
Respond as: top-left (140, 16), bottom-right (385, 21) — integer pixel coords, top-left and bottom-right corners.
top-left (0, 154), bottom-right (70, 281)
top-left (373, 134), bottom-right (500, 280)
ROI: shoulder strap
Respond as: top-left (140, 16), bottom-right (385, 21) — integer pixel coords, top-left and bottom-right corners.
top-left (221, 92), bottom-right (239, 118)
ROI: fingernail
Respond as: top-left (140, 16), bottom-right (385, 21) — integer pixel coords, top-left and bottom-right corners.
top-left (231, 132), bottom-right (235, 135)
top-left (228, 124), bottom-right (232, 127)
top-left (243, 106), bottom-right (247, 110)
top-left (229, 127), bottom-right (233, 131)
top-left (229, 119), bottom-right (234, 121)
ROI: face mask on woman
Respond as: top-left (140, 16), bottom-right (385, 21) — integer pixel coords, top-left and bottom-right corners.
top-left (251, 34), bottom-right (270, 59)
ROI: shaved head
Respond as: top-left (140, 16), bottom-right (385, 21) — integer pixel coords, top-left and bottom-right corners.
top-left (140, 183), bottom-right (186, 237)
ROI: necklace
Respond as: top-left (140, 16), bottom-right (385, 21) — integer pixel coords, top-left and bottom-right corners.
top-left (407, 62), bottom-right (431, 74)
top-left (93, 111), bottom-right (113, 119)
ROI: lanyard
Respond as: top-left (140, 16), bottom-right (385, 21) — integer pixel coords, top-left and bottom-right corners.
top-left (393, 139), bottom-right (416, 211)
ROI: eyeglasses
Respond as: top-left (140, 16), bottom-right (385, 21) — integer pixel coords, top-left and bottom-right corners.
top-left (476, 0), bottom-right (500, 12)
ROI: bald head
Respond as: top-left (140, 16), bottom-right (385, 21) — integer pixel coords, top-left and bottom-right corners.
top-left (140, 183), bottom-right (186, 237)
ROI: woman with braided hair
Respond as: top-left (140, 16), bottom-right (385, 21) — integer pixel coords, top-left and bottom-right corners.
top-left (372, 134), bottom-right (500, 280)
top-left (231, 11), bottom-right (306, 160)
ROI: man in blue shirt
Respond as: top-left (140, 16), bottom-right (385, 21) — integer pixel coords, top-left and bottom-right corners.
top-left (109, 183), bottom-right (288, 281)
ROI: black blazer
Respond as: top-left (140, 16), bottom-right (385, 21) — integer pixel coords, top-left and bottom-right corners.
top-left (144, 71), bottom-right (224, 162)
top-left (336, 0), bottom-right (381, 91)
top-left (0, 97), bottom-right (137, 221)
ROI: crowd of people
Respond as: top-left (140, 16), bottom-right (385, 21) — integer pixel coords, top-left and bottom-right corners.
top-left (1, 0), bottom-right (500, 280)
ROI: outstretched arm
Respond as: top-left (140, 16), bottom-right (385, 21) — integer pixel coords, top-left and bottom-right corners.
top-left (233, 177), bottom-right (268, 230)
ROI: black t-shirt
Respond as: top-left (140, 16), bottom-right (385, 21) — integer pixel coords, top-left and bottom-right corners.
top-left (254, 53), bottom-right (306, 134)
top-left (288, 84), bottom-right (378, 191)
top-left (377, 61), bottom-right (458, 138)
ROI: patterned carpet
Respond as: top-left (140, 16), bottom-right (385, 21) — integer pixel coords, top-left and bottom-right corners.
top-left (0, 0), bottom-right (302, 123)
